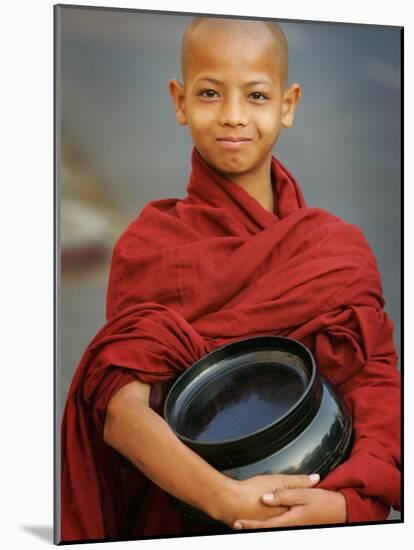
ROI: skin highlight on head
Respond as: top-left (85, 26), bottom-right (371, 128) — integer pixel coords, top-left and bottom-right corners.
top-left (181, 18), bottom-right (289, 87)
top-left (169, 17), bottom-right (301, 212)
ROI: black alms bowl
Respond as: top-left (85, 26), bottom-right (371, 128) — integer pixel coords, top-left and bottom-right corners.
top-left (163, 336), bottom-right (353, 525)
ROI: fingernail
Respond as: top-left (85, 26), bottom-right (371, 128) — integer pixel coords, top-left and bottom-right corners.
top-left (309, 473), bottom-right (320, 483)
top-left (262, 493), bottom-right (274, 502)
top-left (234, 521), bottom-right (243, 529)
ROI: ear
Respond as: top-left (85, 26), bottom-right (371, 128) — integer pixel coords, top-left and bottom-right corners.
top-left (169, 79), bottom-right (188, 126)
top-left (281, 83), bottom-right (301, 128)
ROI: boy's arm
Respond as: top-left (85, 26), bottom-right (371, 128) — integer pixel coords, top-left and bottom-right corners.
top-left (234, 352), bottom-right (400, 530)
top-left (103, 380), bottom-right (318, 526)
top-left (233, 307), bottom-right (400, 529)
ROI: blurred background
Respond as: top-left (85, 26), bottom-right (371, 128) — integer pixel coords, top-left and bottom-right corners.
top-left (57, 7), bottom-right (401, 517)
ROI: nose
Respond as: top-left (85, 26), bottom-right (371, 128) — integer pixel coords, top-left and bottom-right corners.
top-left (218, 94), bottom-right (248, 127)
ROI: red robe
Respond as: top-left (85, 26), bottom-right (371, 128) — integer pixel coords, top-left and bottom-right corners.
top-left (61, 148), bottom-right (400, 542)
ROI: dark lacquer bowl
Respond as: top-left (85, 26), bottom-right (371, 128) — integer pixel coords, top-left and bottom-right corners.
top-left (163, 336), bottom-right (353, 526)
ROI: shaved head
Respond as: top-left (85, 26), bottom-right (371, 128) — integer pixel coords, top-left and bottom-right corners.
top-left (181, 17), bottom-right (288, 86)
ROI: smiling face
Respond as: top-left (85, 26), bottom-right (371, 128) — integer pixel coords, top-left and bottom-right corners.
top-left (169, 19), bottom-right (301, 187)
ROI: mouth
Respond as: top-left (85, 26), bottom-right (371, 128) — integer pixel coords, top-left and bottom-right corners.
top-left (216, 137), bottom-right (252, 149)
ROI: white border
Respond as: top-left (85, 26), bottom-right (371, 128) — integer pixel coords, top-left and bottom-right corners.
top-left (2, 1), bottom-right (410, 548)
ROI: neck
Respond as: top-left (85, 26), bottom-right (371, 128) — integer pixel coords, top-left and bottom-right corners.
top-left (226, 159), bottom-right (275, 213)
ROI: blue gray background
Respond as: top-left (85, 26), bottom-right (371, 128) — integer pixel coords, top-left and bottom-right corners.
top-left (58, 7), bottom-right (401, 518)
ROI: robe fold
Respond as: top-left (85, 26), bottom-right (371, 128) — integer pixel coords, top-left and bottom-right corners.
top-left (61, 147), bottom-right (400, 542)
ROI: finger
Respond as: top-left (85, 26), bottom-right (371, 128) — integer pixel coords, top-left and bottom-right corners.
top-left (261, 474), bottom-right (319, 504)
top-left (267, 473), bottom-right (319, 491)
top-left (261, 488), bottom-right (311, 507)
top-left (234, 508), bottom-right (302, 530)
top-left (284, 473), bottom-right (320, 488)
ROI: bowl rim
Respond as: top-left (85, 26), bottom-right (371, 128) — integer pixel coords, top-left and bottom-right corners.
top-left (163, 335), bottom-right (320, 448)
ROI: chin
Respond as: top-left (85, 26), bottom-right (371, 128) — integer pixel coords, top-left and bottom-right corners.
top-left (216, 157), bottom-right (251, 175)
top-left (216, 166), bottom-right (248, 180)
top-left (199, 149), bottom-right (252, 177)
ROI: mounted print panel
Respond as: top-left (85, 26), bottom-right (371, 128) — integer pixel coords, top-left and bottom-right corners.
top-left (55, 5), bottom-right (402, 545)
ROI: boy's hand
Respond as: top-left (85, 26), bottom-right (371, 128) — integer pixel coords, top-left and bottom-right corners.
top-left (215, 474), bottom-right (320, 527)
top-left (232, 487), bottom-right (347, 529)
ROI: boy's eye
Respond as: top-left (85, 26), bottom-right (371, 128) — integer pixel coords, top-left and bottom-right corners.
top-left (250, 91), bottom-right (268, 101)
top-left (200, 89), bottom-right (219, 98)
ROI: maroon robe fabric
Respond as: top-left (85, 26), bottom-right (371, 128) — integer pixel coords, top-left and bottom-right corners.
top-left (61, 148), bottom-right (400, 542)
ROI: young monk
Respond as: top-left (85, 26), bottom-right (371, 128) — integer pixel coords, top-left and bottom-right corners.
top-left (61, 17), bottom-right (401, 541)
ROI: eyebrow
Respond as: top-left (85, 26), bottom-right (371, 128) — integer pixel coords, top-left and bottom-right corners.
top-left (195, 77), bottom-right (273, 87)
